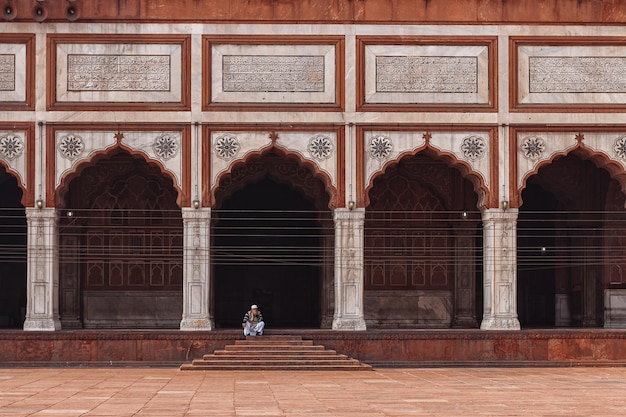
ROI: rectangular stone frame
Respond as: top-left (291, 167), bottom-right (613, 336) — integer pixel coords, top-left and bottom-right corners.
top-left (45, 123), bottom-right (192, 208)
top-left (0, 34), bottom-right (35, 111)
top-left (356, 36), bottom-right (497, 113)
top-left (46, 34), bottom-right (191, 111)
top-left (202, 36), bottom-right (345, 112)
top-left (510, 37), bottom-right (626, 113)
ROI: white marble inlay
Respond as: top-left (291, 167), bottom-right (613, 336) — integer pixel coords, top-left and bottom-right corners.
top-left (67, 54), bottom-right (171, 91)
top-left (55, 42), bottom-right (182, 103)
top-left (222, 55), bottom-right (324, 92)
top-left (518, 45), bottom-right (626, 105)
top-left (211, 43), bottom-right (336, 104)
top-left (0, 43), bottom-right (26, 102)
top-left (376, 56), bottom-right (477, 93)
top-left (0, 54), bottom-right (15, 91)
top-left (364, 44), bottom-right (489, 104)
top-left (529, 56), bottom-right (626, 93)
top-left (0, 130), bottom-right (27, 187)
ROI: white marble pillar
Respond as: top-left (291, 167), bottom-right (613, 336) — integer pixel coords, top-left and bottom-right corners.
top-left (480, 209), bottom-right (521, 330)
top-left (180, 208), bottom-right (214, 330)
top-left (331, 208), bottom-right (366, 331)
top-left (23, 208), bottom-right (61, 331)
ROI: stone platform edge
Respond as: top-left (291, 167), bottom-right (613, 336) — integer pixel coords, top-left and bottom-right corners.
top-left (1, 329), bottom-right (626, 366)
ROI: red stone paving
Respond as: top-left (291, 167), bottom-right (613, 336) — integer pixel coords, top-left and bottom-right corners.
top-left (0, 367), bottom-right (625, 416)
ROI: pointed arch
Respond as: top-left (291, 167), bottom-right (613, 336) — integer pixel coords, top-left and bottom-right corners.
top-left (364, 145), bottom-right (491, 210)
top-left (517, 144), bottom-right (626, 208)
top-left (212, 144), bottom-right (338, 210)
top-left (55, 144), bottom-right (184, 209)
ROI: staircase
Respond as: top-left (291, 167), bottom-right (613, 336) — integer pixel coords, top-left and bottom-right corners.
top-left (180, 335), bottom-right (372, 371)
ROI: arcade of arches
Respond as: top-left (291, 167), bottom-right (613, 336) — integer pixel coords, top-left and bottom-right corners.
top-left (4, 145), bottom-right (626, 331)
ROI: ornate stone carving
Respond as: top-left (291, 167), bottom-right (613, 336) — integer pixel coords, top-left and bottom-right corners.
top-left (0, 133), bottom-right (24, 160)
top-left (0, 54), bottom-right (16, 91)
top-left (614, 136), bottom-right (626, 160)
top-left (222, 55), bottom-right (325, 93)
top-left (67, 54), bottom-right (170, 91)
top-left (307, 134), bottom-right (334, 161)
top-left (376, 56), bottom-right (477, 93)
top-left (460, 135), bottom-right (486, 161)
top-left (214, 134), bottom-right (241, 161)
top-left (521, 136), bottom-right (545, 161)
top-left (58, 134), bottom-right (84, 160)
top-left (530, 57), bottom-right (626, 93)
top-left (368, 135), bottom-right (393, 161)
top-left (153, 134), bottom-right (179, 160)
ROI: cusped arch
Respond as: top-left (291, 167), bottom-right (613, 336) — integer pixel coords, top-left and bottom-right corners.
top-left (212, 145), bottom-right (338, 210)
top-left (56, 144), bottom-right (183, 208)
top-left (0, 161), bottom-right (26, 207)
top-left (517, 145), bottom-right (626, 208)
top-left (365, 145), bottom-right (491, 210)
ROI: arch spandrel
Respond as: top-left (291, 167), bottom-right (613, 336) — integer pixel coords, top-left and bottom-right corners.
top-left (515, 131), bottom-right (626, 208)
top-left (52, 129), bottom-right (187, 208)
top-left (212, 146), bottom-right (337, 211)
top-left (362, 130), bottom-right (493, 210)
top-left (0, 128), bottom-right (32, 206)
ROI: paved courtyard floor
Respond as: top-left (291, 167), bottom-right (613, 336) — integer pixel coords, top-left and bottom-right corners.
top-left (0, 367), bottom-right (625, 416)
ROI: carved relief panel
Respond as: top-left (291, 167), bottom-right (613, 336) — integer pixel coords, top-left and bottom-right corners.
top-left (0, 34), bottom-right (34, 110)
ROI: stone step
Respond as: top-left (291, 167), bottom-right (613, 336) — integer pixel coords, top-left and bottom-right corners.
top-left (192, 358), bottom-right (361, 366)
top-left (209, 352), bottom-right (346, 359)
top-left (244, 335), bottom-right (303, 341)
top-left (180, 363), bottom-right (372, 371)
top-left (224, 344), bottom-right (326, 351)
top-left (234, 339), bottom-right (314, 346)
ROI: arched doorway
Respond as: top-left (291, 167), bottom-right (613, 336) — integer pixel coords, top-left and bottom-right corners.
top-left (518, 153), bottom-right (617, 327)
top-left (59, 151), bottom-right (183, 328)
top-left (0, 165), bottom-right (26, 328)
top-left (364, 152), bottom-right (481, 328)
top-left (212, 149), bottom-right (333, 328)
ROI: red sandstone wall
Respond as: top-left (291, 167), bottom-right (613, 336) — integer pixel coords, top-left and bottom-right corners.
top-left (4, 0), bottom-right (626, 24)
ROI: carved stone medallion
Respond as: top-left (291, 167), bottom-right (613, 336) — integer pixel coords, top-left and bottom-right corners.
top-left (59, 134), bottom-right (85, 160)
top-left (460, 135), bottom-right (486, 161)
top-left (368, 135), bottom-right (393, 161)
top-left (153, 134), bottom-right (179, 160)
top-left (214, 134), bottom-right (241, 160)
top-left (521, 136), bottom-right (545, 161)
top-left (307, 134), bottom-right (334, 161)
top-left (0, 133), bottom-right (24, 160)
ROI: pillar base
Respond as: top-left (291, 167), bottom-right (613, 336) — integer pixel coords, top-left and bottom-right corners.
top-left (23, 317), bottom-right (61, 331)
top-left (332, 317), bottom-right (366, 331)
top-left (480, 316), bottom-right (521, 330)
top-left (452, 316), bottom-right (479, 329)
top-left (180, 318), bottom-right (214, 331)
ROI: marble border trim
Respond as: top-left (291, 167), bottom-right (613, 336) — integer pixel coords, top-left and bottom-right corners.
top-left (356, 36), bottom-right (497, 112)
top-left (510, 37), bottom-right (626, 113)
top-left (508, 124), bottom-right (626, 208)
top-left (202, 123), bottom-right (345, 208)
top-left (46, 34), bottom-right (191, 112)
top-left (356, 124), bottom-right (499, 209)
top-left (0, 34), bottom-right (35, 111)
top-left (202, 35), bottom-right (344, 112)
top-left (0, 122), bottom-right (34, 206)
top-left (46, 123), bottom-right (191, 208)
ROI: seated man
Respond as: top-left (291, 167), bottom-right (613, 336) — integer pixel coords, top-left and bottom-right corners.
top-left (242, 304), bottom-right (265, 336)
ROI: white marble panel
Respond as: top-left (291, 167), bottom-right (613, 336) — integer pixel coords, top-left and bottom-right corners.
top-left (578, 132), bottom-right (626, 171)
top-left (211, 43), bottom-right (336, 104)
top-left (0, 43), bottom-right (26, 102)
top-left (55, 42), bottom-right (183, 103)
top-left (211, 131), bottom-right (272, 186)
top-left (429, 131), bottom-right (491, 187)
top-left (363, 131), bottom-right (426, 188)
top-left (276, 132), bottom-right (337, 186)
top-left (517, 45), bottom-right (626, 105)
top-left (0, 130), bottom-right (27, 188)
top-left (364, 44), bottom-right (489, 104)
top-left (516, 132), bottom-right (578, 188)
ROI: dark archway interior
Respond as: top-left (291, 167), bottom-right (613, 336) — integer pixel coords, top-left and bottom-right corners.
top-left (0, 167), bottom-right (26, 328)
top-left (213, 178), bottom-right (323, 328)
top-left (60, 151), bottom-right (183, 328)
top-left (518, 154), bottom-right (611, 328)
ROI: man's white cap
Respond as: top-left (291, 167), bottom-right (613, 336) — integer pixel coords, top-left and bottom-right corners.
top-left (251, 304), bottom-right (258, 309)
